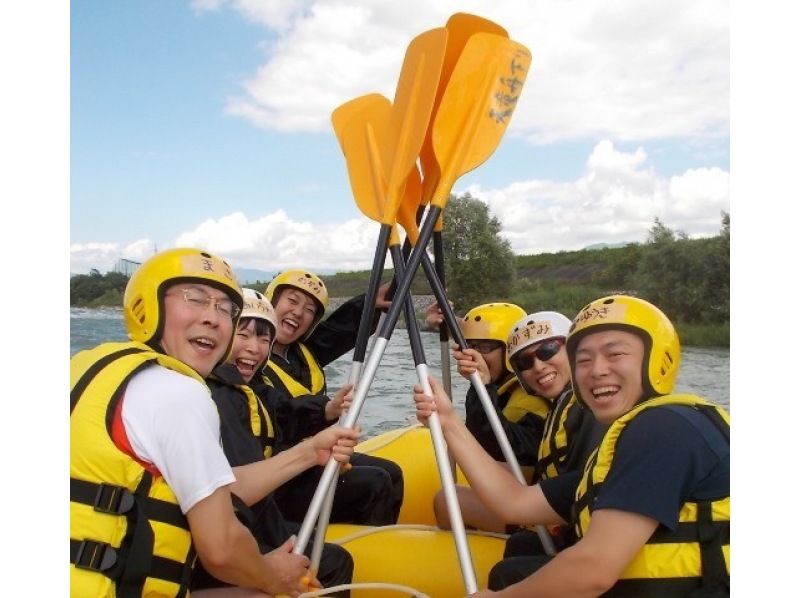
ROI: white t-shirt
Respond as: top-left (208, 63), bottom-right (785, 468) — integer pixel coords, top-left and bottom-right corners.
top-left (122, 365), bottom-right (236, 513)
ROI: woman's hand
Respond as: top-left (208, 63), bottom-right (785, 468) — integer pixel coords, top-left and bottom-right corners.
top-left (310, 424), bottom-right (361, 467)
top-left (324, 384), bottom-right (353, 421)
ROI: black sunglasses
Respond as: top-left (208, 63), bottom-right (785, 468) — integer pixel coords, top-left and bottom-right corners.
top-left (512, 338), bottom-right (564, 370)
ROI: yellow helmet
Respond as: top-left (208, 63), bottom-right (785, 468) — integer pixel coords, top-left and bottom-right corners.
top-left (265, 269), bottom-right (329, 339)
top-left (460, 303), bottom-right (526, 374)
top-left (123, 248), bottom-right (243, 348)
top-left (506, 311), bottom-right (572, 389)
top-left (241, 288), bottom-right (278, 356)
top-left (566, 295), bottom-right (681, 403)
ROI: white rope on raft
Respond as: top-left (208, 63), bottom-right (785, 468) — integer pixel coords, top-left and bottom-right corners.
top-left (300, 525), bottom-right (508, 596)
top-left (299, 581), bottom-right (431, 597)
top-left (328, 522), bottom-right (509, 545)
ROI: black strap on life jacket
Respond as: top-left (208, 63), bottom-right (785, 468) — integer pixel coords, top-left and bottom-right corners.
top-left (694, 500), bottom-right (730, 594)
top-left (70, 347), bottom-right (147, 413)
top-left (70, 475), bottom-right (192, 597)
top-left (694, 404), bottom-right (730, 443)
top-left (230, 492), bottom-right (257, 530)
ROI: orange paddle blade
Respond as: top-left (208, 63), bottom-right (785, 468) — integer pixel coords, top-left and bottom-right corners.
top-left (431, 33), bottom-right (532, 208)
top-left (420, 14), bottom-right (509, 205)
top-left (331, 94), bottom-right (392, 222)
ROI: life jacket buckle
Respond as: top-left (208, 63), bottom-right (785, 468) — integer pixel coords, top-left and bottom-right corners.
top-left (93, 483), bottom-right (135, 515)
top-left (74, 539), bottom-right (118, 572)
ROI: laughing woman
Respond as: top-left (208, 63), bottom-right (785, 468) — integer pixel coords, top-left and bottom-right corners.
top-left (194, 288), bottom-right (354, 595)
top-left (254, 269), bottom-right (404, 526)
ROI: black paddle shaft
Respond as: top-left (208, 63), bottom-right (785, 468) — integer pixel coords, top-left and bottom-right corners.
top-left (419, 245), bottom-right (471, 352)
top-left (352, 224), bottom-right (392, 363)
top-left (389, 243), bottom-right (426, 366)
top-left (432, 230), bottom-right (449, 344)
top-left (385, 205), bottom-right (426, 302)
top-left (376, 205), bottom-right (441, 340)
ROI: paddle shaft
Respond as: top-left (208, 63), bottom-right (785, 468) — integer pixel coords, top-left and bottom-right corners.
top-left (432, 229), bottom-right (452, 397)
top-left (308, 223), bottom-right (393, 572)
top-left (352, 224), bottom-right (392, 376)
top-left (389, 242), bottom-right (478, 593)
top-left (416, 232), bottom-right (558, 556)
top-left (293, 207), bottom-right (440, 556)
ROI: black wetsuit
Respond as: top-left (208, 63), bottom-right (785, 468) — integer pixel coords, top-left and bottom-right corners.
top-left (190, 363), bottom-right (353, 595)
top-left (257, 293), bottom-right (404, 525)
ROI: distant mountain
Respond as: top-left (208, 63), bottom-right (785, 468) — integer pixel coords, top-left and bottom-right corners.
top-left (235, 267), bottom-right (343, 286)
top-left (582, 241), bottom-right (632, 251)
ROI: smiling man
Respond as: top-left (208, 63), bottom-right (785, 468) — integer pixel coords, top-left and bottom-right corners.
top-left (412, 295), bottom-right (729, 597)
top-left (70, 249), bottom-right (359, 597)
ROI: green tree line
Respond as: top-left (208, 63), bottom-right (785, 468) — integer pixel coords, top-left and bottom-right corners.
top-left (70, 196), bottom-right (729, 346)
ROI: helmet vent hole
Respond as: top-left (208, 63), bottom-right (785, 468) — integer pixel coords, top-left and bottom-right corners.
top-left (131, 297), bottom-right (146, 324)
top-left (602, 298), bottom-right (615, 305)
top-left (474, 315), bottom-right (482, 322)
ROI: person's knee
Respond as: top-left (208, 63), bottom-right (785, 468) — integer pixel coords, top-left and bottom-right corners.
top-left (321, 543), bottom-right (353, 584)
top-left (382, 459), bottom-right (404, 485)
top-left (504, 529), bottom-right (546, 558)
top-left (334, 466), bottom-right (392, 524)
top-left (489, 555), bottom-right (551, 590)
top-left (432, 489), bottom-right (451, 529)
top-left (488, 558), bottom-right (518, 591)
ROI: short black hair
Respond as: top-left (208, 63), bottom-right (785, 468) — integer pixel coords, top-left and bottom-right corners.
top-left (237, 317), bottom-right (274, 337)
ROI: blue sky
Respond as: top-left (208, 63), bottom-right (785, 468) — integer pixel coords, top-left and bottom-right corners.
top-left (69, 0), bottom-right (731, 274)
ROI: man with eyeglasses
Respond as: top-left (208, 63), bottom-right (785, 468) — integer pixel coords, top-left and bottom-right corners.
top-left (71, 248), bottom-right (360, 597)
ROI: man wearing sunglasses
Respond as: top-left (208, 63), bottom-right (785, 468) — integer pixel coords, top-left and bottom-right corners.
top-left (497, 313), bottom-right (606, 569)
top-left (427, 302), bottom-right (553, 534)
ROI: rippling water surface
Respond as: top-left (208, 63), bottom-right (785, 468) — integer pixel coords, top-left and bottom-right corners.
top-left (70, 308), bottom-right (730, 438)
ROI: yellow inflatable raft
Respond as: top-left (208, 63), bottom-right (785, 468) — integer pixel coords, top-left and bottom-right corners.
top-left (320, 425), bottom-right (509, 597)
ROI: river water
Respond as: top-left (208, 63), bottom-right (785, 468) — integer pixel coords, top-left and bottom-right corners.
top-left (70, 307), bottom-right (730, 438)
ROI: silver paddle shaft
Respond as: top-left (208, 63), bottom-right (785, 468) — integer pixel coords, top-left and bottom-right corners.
top-left (308, 362), bottom-right (364, 571)
top-left (418, 363), bottom-right (478, 594)
top-left (293, 337), bottom-right (391, 554)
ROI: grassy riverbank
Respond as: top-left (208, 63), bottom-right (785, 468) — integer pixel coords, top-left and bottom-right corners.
top-left (70, 238), bottom-right (730, 348)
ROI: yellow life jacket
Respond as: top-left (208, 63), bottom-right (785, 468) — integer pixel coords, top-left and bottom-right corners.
top-left (263, 343), bottom-right (325, 398)
top-left (70, 341), bottom-right (205, 597)
top-left (537, 388), bottom-right (579, 480)
top-left (574, 394), bottom-right (730, 596)
top-left (241, 383), bottom-right (276, 459)
top-left (497, 377), bottom-right (552, 424)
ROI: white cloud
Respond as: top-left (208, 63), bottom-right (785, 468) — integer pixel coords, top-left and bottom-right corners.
top-left (466, 140), bottom-right (729, 254)
top-left (191, 0), bottom-right (309, 30)
top-left (70, 240), bottom-right (156, 275)
top-left (172, 209), bottom-right (383, 271)
top-left (214, 0), bottom-right (728, 142)
top-left (71, 140), bottom-right (728, 274)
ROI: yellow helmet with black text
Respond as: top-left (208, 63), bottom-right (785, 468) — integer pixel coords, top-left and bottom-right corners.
top-left (265, 269), bottom-right (329, 339)
top-left (123, 248), bottom-right (243, 352)
top-left (566, 295), bottom-right (680, 403)
top-left (460, 303), bottom-right (527, 374)
top-left (240, 287), bottom-right (278, 359)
